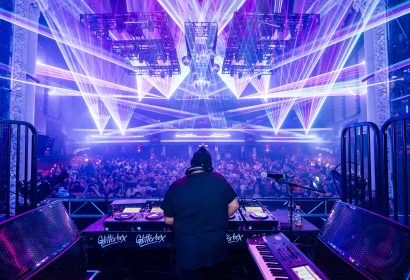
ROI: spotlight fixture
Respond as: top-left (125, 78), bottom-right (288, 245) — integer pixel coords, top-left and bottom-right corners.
top-left (238, 71), bottom-right (243, 79)
top-left (193, 77), bottom-right (211, 91)
top-left (191, 71), bottom-right (198, 80)
top-left (257, 51), bottom-right (263, 63)
top-left (212, 63), bottom-right (220, 73)
top-left (116, 22), bottom-right (125, 33)
top-left (182, 56), bottom-right (192, 66)
top-left (160, 71), bottom-right (166, 79)
top-left (198, 51), bottom-right (210, 62)
top-left (184, 22), bottom-right (218, 89)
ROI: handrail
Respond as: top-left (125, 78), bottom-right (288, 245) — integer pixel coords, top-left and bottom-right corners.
top-left (0, 119), bottom-right (38, 217)
top-left (48, 197), bottom-right (338, 219)
top-left (380, 113), bottom-right (410, 225)
top-left (340, 122), bottom-right (381, 213)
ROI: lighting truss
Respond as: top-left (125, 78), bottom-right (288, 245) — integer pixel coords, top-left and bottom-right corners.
top-left (80, 12), bottom-right (181, 76)
top-left (223, 12), bottom-right (319, 76)
top-left (183, 22), bottom-right (218, 91)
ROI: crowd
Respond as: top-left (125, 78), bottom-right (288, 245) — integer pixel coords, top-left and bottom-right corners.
top-left (39, 151), bottom-right (340, 200)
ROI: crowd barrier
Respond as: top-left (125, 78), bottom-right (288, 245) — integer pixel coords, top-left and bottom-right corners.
top-left (340, 122), bottom-right (381, 212)
top-left (0, 120), bottom-right (37, 218)
top-left (381, 113), bottom-right (410, 225)
top-left (341, 113), bottom-right (410, 226)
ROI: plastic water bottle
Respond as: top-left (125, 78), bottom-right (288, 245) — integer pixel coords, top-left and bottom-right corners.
top-left (293, 205), bottom-right (303, 226)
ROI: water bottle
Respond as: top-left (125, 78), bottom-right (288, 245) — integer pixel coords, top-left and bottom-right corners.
top-left (293, 205), bottom-right (303, 226)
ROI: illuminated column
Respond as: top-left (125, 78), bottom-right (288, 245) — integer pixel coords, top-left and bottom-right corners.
top-left (10, 0), bottom-right (41, 123)
top-left (8, 0), bottom-right (41, 215)
top-left (361, 0), bottom-right (390, 126)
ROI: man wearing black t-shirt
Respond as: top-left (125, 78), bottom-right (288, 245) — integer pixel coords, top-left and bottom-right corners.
top-left (161, 147), bottom-right (239, 280)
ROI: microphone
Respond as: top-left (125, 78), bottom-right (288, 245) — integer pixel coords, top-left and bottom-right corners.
top-left (261, 172), bottom-right (289, 181)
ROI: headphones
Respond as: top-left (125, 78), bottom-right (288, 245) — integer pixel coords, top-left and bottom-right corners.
top-left (185, 166), bottom-right (213, 175)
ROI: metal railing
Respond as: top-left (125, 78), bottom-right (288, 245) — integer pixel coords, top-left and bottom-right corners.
top-left (0, 120), bottom-right (37, 217)
top-left (381, 113), bottom-right (410, 225)
top-left (45, 198), bottom-right (109, 219)
top-left (46, 197), bottom-right (338, 220)
top-left (340, 122), bottom-right (381, 213)
top-left (256, 197), bottom-right (337, 219)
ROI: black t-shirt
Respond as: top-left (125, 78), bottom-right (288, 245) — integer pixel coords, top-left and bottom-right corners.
top-left (161, 171), bottom-right (237, 270)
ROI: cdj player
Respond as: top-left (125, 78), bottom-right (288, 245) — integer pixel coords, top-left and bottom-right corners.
top-left (104, 200), bottom-right (166, 231)
top-left (108, 199), bottom-right (148, 214)
top-left (228, 210), bottom-right (244, 230)
top-left (239, 200), bottom-right (278, 230)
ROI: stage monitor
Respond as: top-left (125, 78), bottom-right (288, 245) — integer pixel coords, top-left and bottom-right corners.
top-left (317, 201), bottom-right (410, 280)
top-left (0, 201), bottom-right (86, 280)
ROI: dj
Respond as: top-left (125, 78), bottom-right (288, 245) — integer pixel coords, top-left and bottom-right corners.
top-left (161, 146), bottom-right (239, 280)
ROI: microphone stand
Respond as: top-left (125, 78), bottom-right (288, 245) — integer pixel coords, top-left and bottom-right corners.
top-left (278, 179), bottom-right (325, 232)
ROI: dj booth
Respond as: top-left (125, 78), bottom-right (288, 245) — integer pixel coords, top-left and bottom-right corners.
top-left (3, 198), bottom-right (407, 279)
top-left (82, 198), bottom-right (320, 252)
top-left (80, 199), bottom-right (410, 280)
top-left (81, 198), bottom-right (323, 279)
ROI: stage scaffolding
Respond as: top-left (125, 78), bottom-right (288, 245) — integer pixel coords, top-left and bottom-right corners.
top-left (81, 12), bottom-right (181, 77)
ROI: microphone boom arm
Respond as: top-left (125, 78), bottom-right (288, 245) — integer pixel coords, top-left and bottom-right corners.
top-left (276, 179), bottom-right (325, 232)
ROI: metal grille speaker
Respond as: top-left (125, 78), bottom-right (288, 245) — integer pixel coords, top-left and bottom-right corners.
top-left (319, 201), bottom-right (410, 280)
top-left (0, 201), bottom-right (84, 279)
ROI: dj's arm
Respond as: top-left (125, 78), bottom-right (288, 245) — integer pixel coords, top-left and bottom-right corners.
top-left (161, 186), bottom-right (174, 225)
top-left (228, 197), bottom-right (239, 216)
top-left (164, 216), bottom-right (174, 225)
